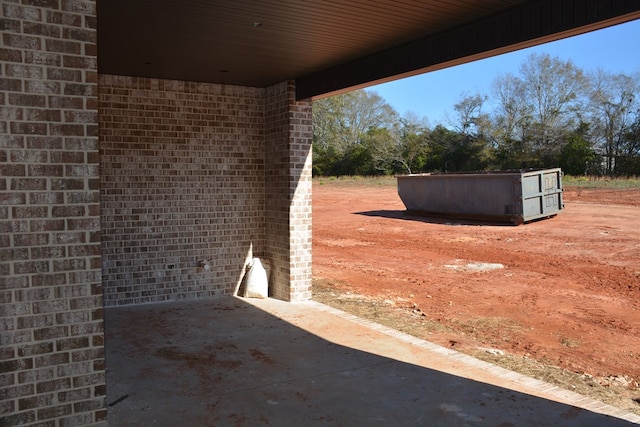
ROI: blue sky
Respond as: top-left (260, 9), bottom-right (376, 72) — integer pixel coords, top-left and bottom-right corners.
top-left (370, 19), bottom-right (640, 125)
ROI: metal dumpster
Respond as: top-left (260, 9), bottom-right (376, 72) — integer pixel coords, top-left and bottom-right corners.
top-left (397, 168), bottom-right (564, 225)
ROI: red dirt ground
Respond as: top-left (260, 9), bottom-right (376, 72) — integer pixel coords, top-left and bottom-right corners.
top-left (313, 182), bottom-right (640, 385)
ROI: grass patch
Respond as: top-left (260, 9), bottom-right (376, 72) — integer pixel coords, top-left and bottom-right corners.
top-left (472, 350), bottom-right (640, 414)
top-left (564, 175), bottom-right (640, 189)
top-left (312, 278), bottom-right (454, 337)
top-left (314, 174), bottom-right (640, 190)
top-left (560, 336), bottom-right (581, 349)
top-left (314, 175), bottom-right (397, 188)
top-left (450, 317), bottom-right (523, 347)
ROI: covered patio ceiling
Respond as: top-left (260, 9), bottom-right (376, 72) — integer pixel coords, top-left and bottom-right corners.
top-left (97, 0), bottom-right (640, 100)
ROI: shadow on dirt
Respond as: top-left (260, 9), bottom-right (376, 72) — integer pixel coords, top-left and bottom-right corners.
top-left (354, 209), bottom-right (516, 226)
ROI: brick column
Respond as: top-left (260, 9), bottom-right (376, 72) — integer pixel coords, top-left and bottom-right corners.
top-left (265, 81), bottom-right (312, 301)
top-left (0, 0), bottom-right (105, 425)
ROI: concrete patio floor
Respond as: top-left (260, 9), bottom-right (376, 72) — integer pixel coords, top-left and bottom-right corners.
top-left (104, 296), bottom-right (640, 426)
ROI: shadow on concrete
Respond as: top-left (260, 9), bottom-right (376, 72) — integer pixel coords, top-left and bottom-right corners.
top-left (354, 209), bottom-right (516, 227)
top-left (105, 297), bottom-right (636, 426)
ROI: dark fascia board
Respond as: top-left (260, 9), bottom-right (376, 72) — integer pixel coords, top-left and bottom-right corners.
top-left (296, 0), bottom-right (640, 101)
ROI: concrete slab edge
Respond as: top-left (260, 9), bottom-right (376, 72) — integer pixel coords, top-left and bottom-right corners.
top-left (303, 300), bottom-right (640, 425)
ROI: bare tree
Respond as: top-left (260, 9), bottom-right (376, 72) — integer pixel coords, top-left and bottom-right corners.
top-left (312, 89), bottom-right (400, 175)
top-left (312, 95), bottom-right (343, 150)
top-left (587, 69), bottom-right (640, 175)
top-left (519, 53), bottom-right (587, 156)
top-left (451, 92), bottom-right (488, 136)
top-left (491, 73), bottom-right (530, 140)
top-left (313, 89), bottom-right (397, 153)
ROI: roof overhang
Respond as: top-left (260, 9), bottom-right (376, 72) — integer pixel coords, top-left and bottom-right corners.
top-left (96, 0), bottom-right (640, 101)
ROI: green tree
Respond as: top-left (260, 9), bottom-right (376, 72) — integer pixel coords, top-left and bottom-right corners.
top-left (398, 121), bottom-right (430, 174)
top-left (617, 109), bottom-right (640, 176)
top-left (312, 143), bottom-right (340, 176)
top-left (365, 127), bottom-right (400, 174)
top-left (558, 123), bottom-right (599, 175)
top-left (444, 93), bottom-right (492, 171)
top-left (423, 125), bottom-right (486, 172)
top-left (368, 115), bottom-right (431, 174)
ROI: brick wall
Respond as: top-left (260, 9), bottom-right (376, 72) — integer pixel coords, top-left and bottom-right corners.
top-left (99, 75), bottom-right (266, 306)
top-left (0, 0), bottom-right (106, 425)
top-left (264, 81), bottom-right (312, 301)
top-left (288, 92), bottom-right (313, 302)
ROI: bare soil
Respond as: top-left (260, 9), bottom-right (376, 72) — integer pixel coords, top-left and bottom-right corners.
top-left (312, 178), bottom-right (640, 414)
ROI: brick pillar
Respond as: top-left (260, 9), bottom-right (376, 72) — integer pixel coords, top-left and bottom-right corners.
top-left (0, 0), bottom-right (106, 425)
top-left (265, 81), bottom-right (312, 301)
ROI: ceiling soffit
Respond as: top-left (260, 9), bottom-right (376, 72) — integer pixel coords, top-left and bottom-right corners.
top-left (96, 0), bottom-right (640, 100)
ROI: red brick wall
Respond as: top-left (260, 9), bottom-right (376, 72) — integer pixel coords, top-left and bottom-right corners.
top-left (0, 0), bottom-right (106, 425)
top-left (98, 75), bottom-right (266, 305)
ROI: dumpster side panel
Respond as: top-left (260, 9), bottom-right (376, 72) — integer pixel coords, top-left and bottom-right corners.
top-left (397, 169), bottom-right (563, 224)
top-left (397, 173), bottom-right (521, 222)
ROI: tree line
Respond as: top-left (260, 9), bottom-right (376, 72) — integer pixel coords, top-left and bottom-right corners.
top-left (312, 53), bottom-right (640, 177)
